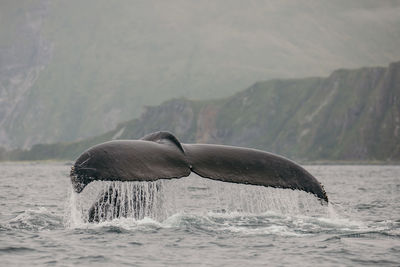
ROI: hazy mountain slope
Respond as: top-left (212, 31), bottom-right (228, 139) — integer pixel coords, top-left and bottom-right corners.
top-left (4, 61), bottom-right (399, 162)
top-left (1, 0), bottom-right (400, 149)
top-left (0, 0), bottom-right (52, 148)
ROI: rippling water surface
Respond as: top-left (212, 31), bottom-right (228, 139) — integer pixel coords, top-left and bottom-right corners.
top-left (0, 162), bottom-right (399, 266)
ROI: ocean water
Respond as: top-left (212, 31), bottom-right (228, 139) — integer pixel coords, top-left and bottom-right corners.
top-left (0, 162), bottom-right (399, 266)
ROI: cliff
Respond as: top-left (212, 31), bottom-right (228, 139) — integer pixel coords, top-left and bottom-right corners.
top-left (4, 61), bottom-right (399, 162)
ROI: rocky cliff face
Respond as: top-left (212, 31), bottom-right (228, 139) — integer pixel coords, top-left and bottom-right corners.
top-left (11, 61), bottom-right (398, 162)
top-left (0, 62), bottom-right (400, 162)
top-left (0, 1), bottom-right (52, 148)
top-left (107, 61), bottom-right (400, 161)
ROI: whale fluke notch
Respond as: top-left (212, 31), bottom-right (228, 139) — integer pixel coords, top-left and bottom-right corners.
top-left (70, 131), bottom-right (328, 202)
top-left (141, 131), bottom-right (185, 153)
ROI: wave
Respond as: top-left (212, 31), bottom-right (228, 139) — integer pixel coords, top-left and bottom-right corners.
top-left (7, 207), bottom-right (64, 231)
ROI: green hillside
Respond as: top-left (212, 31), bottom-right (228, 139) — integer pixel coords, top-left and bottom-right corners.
top-left (4, 61), bottom-right (399, 162)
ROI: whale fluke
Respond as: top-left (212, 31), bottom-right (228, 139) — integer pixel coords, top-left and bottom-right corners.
top-left (70, 131), bottom-right (328, 202)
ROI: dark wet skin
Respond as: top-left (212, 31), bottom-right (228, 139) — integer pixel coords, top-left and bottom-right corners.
top-left (71, 131), bottom-right (328, 221)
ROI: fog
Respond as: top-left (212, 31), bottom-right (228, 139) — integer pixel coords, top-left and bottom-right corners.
top-left (1, 0), bottom-right (399, 151)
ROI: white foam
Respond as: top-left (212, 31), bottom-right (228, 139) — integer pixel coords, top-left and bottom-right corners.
top-left (9, 207), bottom-right (62, 230)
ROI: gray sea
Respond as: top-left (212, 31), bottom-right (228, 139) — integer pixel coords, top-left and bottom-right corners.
top-left (0, 162), bottom-right (399, 266)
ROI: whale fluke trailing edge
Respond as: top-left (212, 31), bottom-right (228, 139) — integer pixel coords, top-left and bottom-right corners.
top-left (70, 131), bottom-right (328, 203)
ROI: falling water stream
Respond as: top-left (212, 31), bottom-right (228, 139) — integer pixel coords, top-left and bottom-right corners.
top-left (68, 175), bottom-right (329, 226)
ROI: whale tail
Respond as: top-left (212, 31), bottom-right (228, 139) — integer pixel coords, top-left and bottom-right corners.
top-left (71, 131), bottom-right (328, 203)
